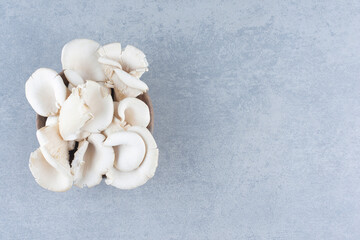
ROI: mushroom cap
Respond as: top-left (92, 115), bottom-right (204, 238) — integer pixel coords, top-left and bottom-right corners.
top-left (104, 126), bottom-right (158, 189)
top-left (36, 123), bottom-right (69, 168)
top-left (120, 45), bottom-right (149, 78)
top-left (61, 39), bottom-right (105, 82)
top-left (108, 131), bottom-right (145, 172)
top-left (98, 57), bottom-right (122, 79)
top-left (98, 57), bottom-right (122, 80)
top-left (58, 87), bottom-right (93, 141)
top-left (29, 147), bottom-right (73, 192)
top-left (64, 69), bottom-right (85, 89)
top-left (25, 68), bottom-right (67, 117)
top-left (102, 117), bottom-right (125, 137)
top-left (117, 97), bottom-right (150, 128)
top-left (30, 124), bottom-right (72, 192)
top-left (71, 134), bottom-right (115, 188)
top-left (80, 81), bottom-right (114, 133)
top-left (112, 68), bottom-right (148, 100)
top-left (97, 43), bottom-right (148, 78)
top-left (45, 116), bottom-right (59, 126)
top-left (58, 81), bottom-right (114, 141)
top-left (98, 42), bottom-right (122, 62)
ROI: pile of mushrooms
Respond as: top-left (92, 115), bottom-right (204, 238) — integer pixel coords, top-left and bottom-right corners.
top-left (25, 39), bottom-right (158, 192)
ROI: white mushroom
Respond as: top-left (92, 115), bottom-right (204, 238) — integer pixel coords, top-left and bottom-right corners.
top-left (36, 124), bottom-right (69, 165)
top-left (102, 117), bottom-right (125, 137)
top-left (97, 43), bottom-right (149, 100)
top-left (45, 116), bottom-right (59, 126)
top-left (58, 87), bottom-right (93, 141)
top-left (29, 147), bottom-right (73, 192)
top-left (98, 57), bottom-right (122, 80)
top-left (104, 126), bottom-right (158, 189)
top-left (98, 42), bottom-right (122, 62)
top-left (25, 68), bottom-right (67, 117)
top-left (61, 39), bottom-right (105, 82)
top-left (71, 134), bottom-right (114, 188)
top-left (112, 68), bottom-right (148, 100)
top-left (29, 124), bottom-right (73, 192)
top-left (80, 81), bottom-right (114, 133)
top-left (120, 45), bottom-right (149, 78)
top-left (102, 101), bottom-right (126, 137)
top-left (98, 44), bottom-right (149, 78)
top-left (45, 116), bottom-right (75, 150)
top-left (59, 81), bottom-right (114, 141)
top-left (117, 97), bottom-right (150, 128)
top-left (64, 69), bottom-right (85, 91)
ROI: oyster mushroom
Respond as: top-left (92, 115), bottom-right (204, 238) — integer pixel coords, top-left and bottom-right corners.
top-left (36, 124), bottom-right (69, 163)
top-left (98, 44), bottom-right (148, 78)
top-left (80, 81), bottom-right (113, 133)
top-left (59, 81), bottom-right (114, 141)
top-left (64, 69), bottom-right (85, 90)
top-left (104, 126), bottom-right (158, 189)
top-left (71, 134), bottom-right (114, 188)
top-left (102, 101), bottom-right (126, 137)
top-left (25, 68), bottom-right (67, 116)
top-left (98, 42), bottom-right (122, 62)
top-left (97, 43), bottom-right (149, 100)
top-left (117, 97), bottom-right (150, 128)
top-left (45, 116), bottom-right (75, 150)
top-left (120, 45), bottom-right (149, 78)
top-left (112, 68), bottom-right (148, 101)
top-left (45, 116), bottom-right (59, 126)
top-left (103, 117), bottom-right (125, 137)
top-left (29, 147), bottom-right (73, 192)
top-left (58, 87), bottom-right (92, 141)
top-left (98, 57), bottom-right (122, 81)
top-left (29, 124), bottom-right (73, 192)
top-left (61, 39), bottom-right (105, 82)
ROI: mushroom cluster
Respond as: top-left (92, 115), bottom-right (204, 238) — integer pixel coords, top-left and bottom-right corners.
top-left (25, 39), bottom-right (159, 192)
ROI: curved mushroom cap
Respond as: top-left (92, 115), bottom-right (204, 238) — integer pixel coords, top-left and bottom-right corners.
top-left (117, 97), bottom-right (150, 128)
top-left (71, 134), bottom-right (114, 188)
top-left (104, 126), bottom-right (158, 189)
top-left (61, 39), bottom-right (105, 82)
top-left (64, 69), bottom-right (85, 91)
top-left (59, 81), bottom-right (114, 141)
top-left (30, 124), bottom-right (72, 192)
top-left (80, 81), bottom-right (114, 133)
top-left (98, 42), bottom-right (122, 62)
top-left (98, 57), bottom-right (122, 80)
top-left (58, 87), bottom-right (93, 141)
top-left (97, 43), bottom-right (148, 78)
top-left (102, 117), bottom-right (125, 137)
top-left (43, 117), bottom-right (76, 150)
top-left (108, 131), bottom-right (145, 172)
top-left (29, 147), bottom-right (73, 192)
top-left (112, 68), bottom-right (148, 101)
top-left (120, 45), bottom-right (149, 78)
top-left (36, 124), bottom-right (69, 168)
top-left (25, 68), bottom-right (67, 117)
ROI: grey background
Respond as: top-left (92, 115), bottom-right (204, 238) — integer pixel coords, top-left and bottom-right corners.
top-left (1, 0), bottom-right (360, 239)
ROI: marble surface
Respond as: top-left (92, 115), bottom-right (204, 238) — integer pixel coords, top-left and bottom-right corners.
top-left (1, 1), bottom-right (360, 239)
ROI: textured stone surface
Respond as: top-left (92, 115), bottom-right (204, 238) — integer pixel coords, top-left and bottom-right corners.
top-left (1, 0), bottom-right (360, 239)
